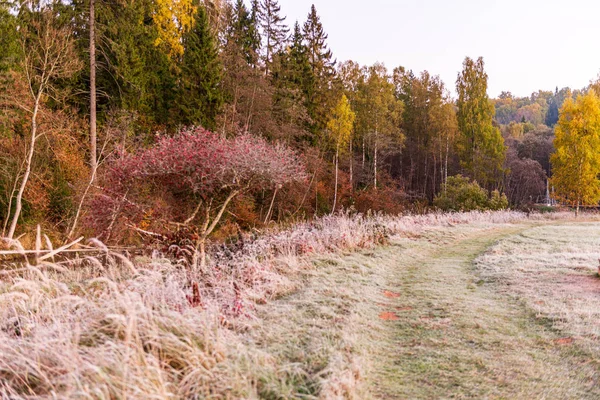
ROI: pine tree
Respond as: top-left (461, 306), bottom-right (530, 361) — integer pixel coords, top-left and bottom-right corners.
top-left (303, 4), bottom-right (334, 78)
top-left (259, 0), bottom-right (289, 75)
top-left (271, 21), bottom-right (313, 136)
top-left (229, 0), bottom-right (260, 67)
top-left (174, 4), bottom-right (223, 130)
top-left (456, 56), bottom-right (505, 188)
top-left (302, 4), bottom-right (335, 135)
top-left (545, 99), bottom-right (559, 126)
top-left (0, 1), bottom-right (20, 71)
top-left (248, 0), bottom-right (261, 66)
top-left (551, 90), bottom-right (600, 216)
top-left (286, 22), bottom-right (313, 90)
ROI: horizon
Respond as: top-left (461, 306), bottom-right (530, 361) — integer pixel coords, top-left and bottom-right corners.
top-left (260, 0), bottom-right (600, 98)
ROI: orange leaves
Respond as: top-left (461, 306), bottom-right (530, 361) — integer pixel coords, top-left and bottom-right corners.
top-left (554, 337), bottom-right (574, 346)
top-left (379, 312), bottom-right (399, 321)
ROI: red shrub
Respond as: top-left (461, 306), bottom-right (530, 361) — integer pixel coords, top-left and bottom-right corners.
top-left (88, 127), bottom-right (306, 265)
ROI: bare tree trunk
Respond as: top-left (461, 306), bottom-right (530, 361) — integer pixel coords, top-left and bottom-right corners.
top-left (444, 133), bottom-right (450, 193)
top-left (332, 147), bottom-right (339, 214)
top-left (362, 136), bottom-right (365, 169)
top-left (374, 130), bottom-right (378, 189)
top-left (65, 165), bottom-right (97, 240)
top-left (349, 138), bottom-right (353, 191)
top-left (196, 190), bottom-right (239, 270)
top-left (90, 0), bottom-right (97, 173)
top-left (8, 94), bottom-right (42, 239)
top-left (264, 186), bottom-right (278, 224)
top-left (3, 171), bottom-right (21, 236)
top-left (244, 86), bottom-right (257, 133)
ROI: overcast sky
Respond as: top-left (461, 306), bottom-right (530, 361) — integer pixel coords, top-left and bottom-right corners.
top-left (263, 0), bottom-right (600, 98)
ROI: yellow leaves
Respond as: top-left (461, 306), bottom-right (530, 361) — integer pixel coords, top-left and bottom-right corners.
top-left (551, 90), bottom-right (600, 206)
top-left (327, 94), bottom-right (355, 152)
top-left (152, 0), bottom-right (197, 58)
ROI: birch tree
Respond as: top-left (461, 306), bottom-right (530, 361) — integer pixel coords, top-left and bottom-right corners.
top-left (550, 90), bottom-right (600, 216)
top-left (6, 10), bottom-right (80, 239)
top-left (327, 94), bottom-right (355, 213)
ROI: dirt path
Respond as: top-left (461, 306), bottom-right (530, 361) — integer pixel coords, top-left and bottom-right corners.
top-left (253, 222), bottom-right (600, 399)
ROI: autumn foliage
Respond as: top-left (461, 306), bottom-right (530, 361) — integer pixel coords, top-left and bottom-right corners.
top-left (89, 127), bottom-right (306, 257)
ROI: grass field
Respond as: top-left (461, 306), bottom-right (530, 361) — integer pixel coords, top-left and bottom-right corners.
top-left (2, 213), bottom-right (600, 398)
top-left (250, 219), bottom-right (600, 398)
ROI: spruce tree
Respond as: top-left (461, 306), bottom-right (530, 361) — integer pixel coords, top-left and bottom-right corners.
top-left (302, 4), bottom-right (336, 135)
top-left (270, 22), bottom-right (312, 139)
top-left (275, 22), bottom-right (312, 94)
top-left (174, 4), bottom-right (224, 130)
top-left (546, 98), bottom-right (559, 126)
top-left (0, 1), bottom-right (19, 71)
top-left (259, 0), bottom-right (289, 75)
top-left (229, 0), bottom-right (260, 67)
top-left (302, 5), bottom-right (334, 79)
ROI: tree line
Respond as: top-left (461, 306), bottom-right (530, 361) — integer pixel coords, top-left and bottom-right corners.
top-left (0, 0), bottom-right (597, 245)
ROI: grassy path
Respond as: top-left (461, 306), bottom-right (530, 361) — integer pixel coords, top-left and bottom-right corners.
top-left (253, 222), bottom-right (600, 399)
top-left (372, 223), bottom-right (600, 399)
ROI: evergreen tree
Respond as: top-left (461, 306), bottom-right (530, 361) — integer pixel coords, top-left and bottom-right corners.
top-left (456, 56), bottom-right (505, 188)
top-left (259, 0), bottom-right (289, 75)
top-left (545, 99), bottom-right (559, 126)
top-left (0, 1), bottom-right (19, 71)
top-left (271, 21), bottom-right (313, 135)
top-left (302, 4), bottom-right (334, 78)
top-left (285, 22), bottom-right (313, 91)
top-left (302, 4), bottom-right (336, 135)
top-left (229, 0), bottom-right (260, 67)
top-left (248, 0), bottom-right (261, 65)
top-left (66, 0), bottom-right (176, 134)
top-left (173, 5), bottom-right (223, 130)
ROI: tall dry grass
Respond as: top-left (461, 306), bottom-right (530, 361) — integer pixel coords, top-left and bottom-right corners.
top-left (0, 210), bottom-right (569, 398)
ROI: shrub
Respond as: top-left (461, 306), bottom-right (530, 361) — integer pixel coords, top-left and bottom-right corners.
top-left (89, 127), bottom-right (306, 267)
top-left (434, 175), bottom-right (508, 212)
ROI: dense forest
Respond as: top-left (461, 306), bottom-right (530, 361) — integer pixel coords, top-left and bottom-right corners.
top-left (0, 0), bottom-right (597, 246)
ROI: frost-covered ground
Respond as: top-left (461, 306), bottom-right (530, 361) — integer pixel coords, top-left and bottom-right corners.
top-left (477, 222), bottom-right (600, 341)
top-left (0, 211), bottom-right (590, 398)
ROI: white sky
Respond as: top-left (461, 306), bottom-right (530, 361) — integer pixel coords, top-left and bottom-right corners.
top-left (263, 0), bottom-right (600, 98)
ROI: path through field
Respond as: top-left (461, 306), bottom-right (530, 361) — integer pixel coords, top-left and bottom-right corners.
top-left (254, 221), bottom-right (600, 398)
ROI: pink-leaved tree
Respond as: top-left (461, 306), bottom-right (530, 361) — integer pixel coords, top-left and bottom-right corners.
top-left (90, 127), bottom-right (306, 268)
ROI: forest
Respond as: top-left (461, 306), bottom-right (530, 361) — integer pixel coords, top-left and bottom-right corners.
top-left (0, 0), bottom-right (598, 246)
top-left (7, 1), bottom-right (600, 398)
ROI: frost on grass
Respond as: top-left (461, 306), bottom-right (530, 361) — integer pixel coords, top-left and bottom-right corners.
top-left (476, 222), bottom-right (600, 340)
top-left (0, 211), bottom-right (553, 398)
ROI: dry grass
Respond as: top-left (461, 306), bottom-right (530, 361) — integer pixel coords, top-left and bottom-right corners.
top-left (476, 221), bottom-right (600, 343)
top-left (0, 211), bottom-right (579, 398)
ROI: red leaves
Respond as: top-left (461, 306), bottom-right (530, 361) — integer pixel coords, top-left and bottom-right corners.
top-left (109, 127), bottom-right (306, 195)
top-left (90, 127), bottom-right (306, 241)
